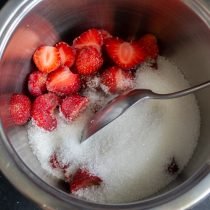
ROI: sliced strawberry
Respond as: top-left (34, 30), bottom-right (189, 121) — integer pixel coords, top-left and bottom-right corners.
top-left (33, 93), bottom-right (59, 112)
top-left (138, 34), bottom-right (159, 60)
top-left (60, 95), bottom-right (89, 121)
top-left (105, 37), bottom-right (145, 70)
top-left (75, 46), bottom-right (103, 76)
top-left (32, 93), bottom-right (59, 131)
top-left (46, 66), bottom-right (81, 96)
top-left (9, 94), bottom-right (31, 125)
top-left (101, 66), bottom-right (134, 93)
top-left (70, 168), bottom-right (102, 192)
top-left (73, 28), bottom-right (103, 51)
top-left (49, 153), bottom-right (69, 170)
top-left (100, 29), bottom-right (112, 41)
top-left (55, 42), bottom-right (76, 67)
top-left (33, 46), bottom-right (61, 73)
top-left (28, 71), bottom-right (47, 97)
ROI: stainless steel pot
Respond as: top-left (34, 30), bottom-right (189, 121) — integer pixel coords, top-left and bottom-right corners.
top-left (1, 0), bottom-right (210, 209)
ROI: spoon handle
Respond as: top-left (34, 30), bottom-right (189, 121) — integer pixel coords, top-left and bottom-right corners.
top-left (150, 80), bottom-right (210, 99)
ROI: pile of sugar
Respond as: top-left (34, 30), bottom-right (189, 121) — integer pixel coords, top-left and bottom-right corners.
top-left (28, 57), bottom-right (200, 203)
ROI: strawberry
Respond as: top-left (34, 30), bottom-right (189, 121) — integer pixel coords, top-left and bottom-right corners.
top-left (100, 29), bottom-right (112, 41)
top-left (9, 94), bottom-right (31, 125)
top-left (60, 95), bottom-right (89, 121)
top-left (101, 66), bottom-right (134, 93)
top-left (73, 28), bottom-right (103, 51)
top-left (32, 93), bottom-right (59, 131)
top-left (138, 34), bottom-right (159, 60)
top-left (55, 42), bottom-right (76, 67)
top-left (49, 153), bottom-right (69, 170)
top-left (33, 112), bottom-right (57, 131)
top-left (70, 168), bottom-right (102, 192)
top-left (105, 37), bottom-right (145, 70)
top-left (33, 46), bottom-right (61, 73)
top-left (28, 71), bottom-right (47, 96)
top-left (75, 46), bottom-right (103, 75)
top-left (46, 66), bottom-right (81, 96)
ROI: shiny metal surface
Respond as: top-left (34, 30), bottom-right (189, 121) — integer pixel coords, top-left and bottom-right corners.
top-left (82, 81), bottom-right (210, 141)
top-left (1, 0), bottom-right (210, 209)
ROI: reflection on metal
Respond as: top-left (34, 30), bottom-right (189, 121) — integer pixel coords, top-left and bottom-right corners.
top-left (0, 0), bottom-right (210, 209)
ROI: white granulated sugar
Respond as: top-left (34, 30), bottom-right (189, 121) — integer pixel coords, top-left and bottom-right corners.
top-left (116, 68), bottom-right (134, 91)
top-left (85, 75), bottom-right (101, 90)
top-left (83, 89), bottom-right (109, 109)
top-left (28, 56), bottom-right (200, 203)
top-left (100, 83), bottom-right (110, 95)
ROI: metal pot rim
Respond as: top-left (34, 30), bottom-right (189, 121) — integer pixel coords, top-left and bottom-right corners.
top-left (0, 0), bottom-right (210, 209)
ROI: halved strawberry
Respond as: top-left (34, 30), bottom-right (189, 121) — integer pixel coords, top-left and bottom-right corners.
top-left (138, 34), bottom-right (159, 60)
top-left (28, 71), bottom-right (47, 97)
top-left (9, 94), bottom-right (31, 125)
top-left (55, 42), bottom-right (76, 67)
top-left (70, 168), bottom-right (102, 193)
top-left (32, 93), bottom-right (59, 131)
top-left (60, 95), bottom-right (89, 121)
top-left (105, 37), bottom-right (145, 70)
top-left (73, 28), bottom-right (103, 51)
top-left (46, 66), bottom-right (81, 96)
top-left (75, 46), bottom-right (103, 75)
top-left (49, 153), bottom-right (69, 170)
top-left (33, 46), bottom-right (61, 73)
top-left (101, 66), bottom-right (134, 93)
top-left (100, 29), bottom-right (112, 41)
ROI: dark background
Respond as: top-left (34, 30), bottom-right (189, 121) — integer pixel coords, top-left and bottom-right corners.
top-left (0, 0), bottom-right (210, 209)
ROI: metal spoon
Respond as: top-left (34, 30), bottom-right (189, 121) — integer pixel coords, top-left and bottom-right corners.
top-left (81, 81), bottom-right (210, 142)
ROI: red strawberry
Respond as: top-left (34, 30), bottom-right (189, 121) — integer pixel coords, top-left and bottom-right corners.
top-left (9, 94), bottom-right (31, 125)
top-left (100, 29), bottom-right (112, 41)
top-left (75, 46), bottom-right (103, 75)
top-left (105, 37), bottom-right (145, 70)
top-left (55, 42), bottom-right (76, 67)
top-left (101, 66), bottom-right (134, 93)
top-left (28, 71), bottom-right (47, 96)
top-left (49, 153), bottom-right (69, 170)
top-left (60, 95), bottom-right (89, 121)
top-left (33, 112), bottom-right (57, 131)
top-left (138, 34), bottom-right (159, 60)
top-left (33, 46), bottom-right (61, 73)
top-left (70, 168), bottom-right (102, 192)
top-left (73, 28), bottom-right (103, 51)
top-left (46, 66), bottom-right (81, 96)
top-left (32, 93), bottom-right (59, 131)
